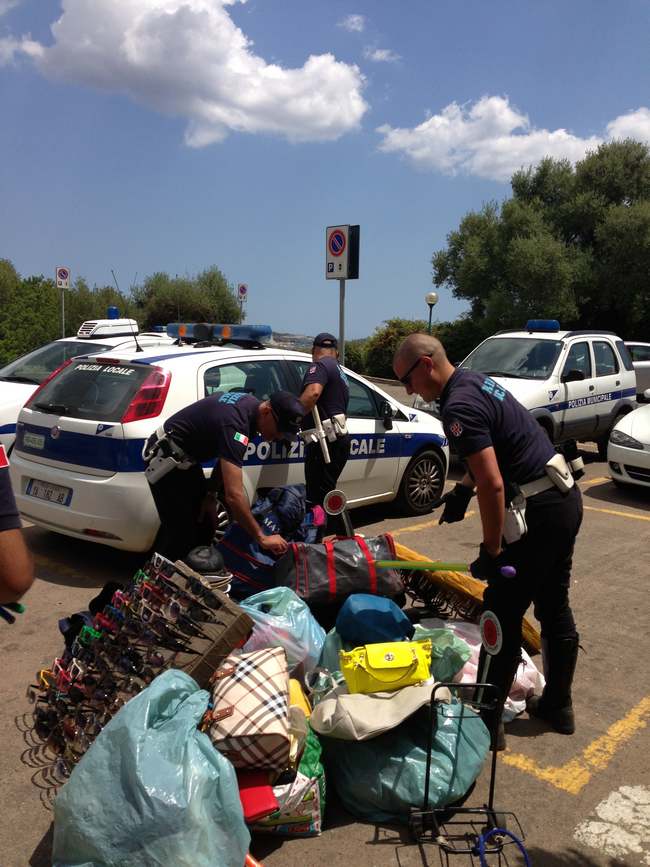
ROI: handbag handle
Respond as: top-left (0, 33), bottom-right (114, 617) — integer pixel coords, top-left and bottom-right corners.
top-left (356, 648), bottom-right (419, 683)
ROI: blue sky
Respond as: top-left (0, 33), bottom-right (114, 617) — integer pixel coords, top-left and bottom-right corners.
top-left (1, 0), bottom-right (649, 338)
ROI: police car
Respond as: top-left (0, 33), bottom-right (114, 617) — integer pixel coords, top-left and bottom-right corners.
top-left (416, 321), bottom-right (637, 455)
top-left (0, 316), bottom-right (174, 451)
top-left (9, 324), bottom-right (449, 552)
top-left (607, 396), bottom-right (650, 489)
top-left (625, 342), bottom-right (650, 402)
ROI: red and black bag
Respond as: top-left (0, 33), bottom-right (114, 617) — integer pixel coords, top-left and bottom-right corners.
top-left (274, 534), bottom-right (403, 606)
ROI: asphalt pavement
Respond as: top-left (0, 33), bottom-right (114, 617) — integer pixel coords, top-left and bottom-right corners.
top-left (1, 446), bottom-right (649, 866)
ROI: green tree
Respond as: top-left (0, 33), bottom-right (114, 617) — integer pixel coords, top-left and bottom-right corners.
top-left (364, 318), bottom-right (429, 378)
top-left (433, 139), bottom-right (650, 338)
top-left (136, 269), bottom-right (240, 329)
top-left (344, 338), bottom-right (368, 373)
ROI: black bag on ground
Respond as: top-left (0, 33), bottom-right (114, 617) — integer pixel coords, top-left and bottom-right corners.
top-left (274, 534), bottom-right (403, 606)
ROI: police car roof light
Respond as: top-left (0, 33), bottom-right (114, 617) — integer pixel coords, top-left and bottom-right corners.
top-left (165, 323), bottom-right (272, 344)
top-left (525, 319), bottom-right (560, 333)
top-left (77, 319), bottom-right (140, 338)
top-left (107, 306), bottom-right (119, 320)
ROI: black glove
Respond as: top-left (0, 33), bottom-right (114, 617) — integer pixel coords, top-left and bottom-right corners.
top-left (433, 483), bottom-right (474, 524)
top-left (470, 544), bottom-right (515, 582)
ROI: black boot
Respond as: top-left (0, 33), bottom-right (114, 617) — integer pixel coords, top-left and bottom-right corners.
top-left (475, 647), bottom-right (521, 752)
top-left (527, 635), bottom-right (579, 734)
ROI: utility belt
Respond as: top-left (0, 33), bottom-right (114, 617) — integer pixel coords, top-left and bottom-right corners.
top-left (301, 413), bottom-right (348, 445)
top-left (504, 452), bottom-right (583, 544)
top-left (142, 426), bottom-right (196, 483)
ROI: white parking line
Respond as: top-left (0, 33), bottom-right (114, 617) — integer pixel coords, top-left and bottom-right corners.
top-left (574, 786), bottom-right (650, 864)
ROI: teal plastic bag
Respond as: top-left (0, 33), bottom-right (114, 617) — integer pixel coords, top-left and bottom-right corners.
top-left (319, 625), bottom-right (471, 683)
top-left (322, 700), bottom-right (489, 824)
top-left (241, 586), bottom-right (326, 673)
top-left (53, 670), bottom-right (250, 867)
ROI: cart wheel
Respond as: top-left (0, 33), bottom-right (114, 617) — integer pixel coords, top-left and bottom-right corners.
top-left (483, 812), bottom-right (508, 834)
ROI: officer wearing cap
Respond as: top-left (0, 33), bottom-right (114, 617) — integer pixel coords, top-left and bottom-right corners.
top-left (299, 333), bottom-right (350, 526)
top-left (143, 390), bottom-right (304, 562)
top-left (393, 333), bottom-right (583, 749)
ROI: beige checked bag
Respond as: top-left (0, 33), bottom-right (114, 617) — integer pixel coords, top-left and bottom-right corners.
top-left (208, 646), bottom-right (291, 771)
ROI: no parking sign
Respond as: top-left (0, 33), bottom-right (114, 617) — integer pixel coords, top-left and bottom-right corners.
top-left (325, 225), bottom-right (359, 280)
top-left (56, 266), bottom-right (70, 289)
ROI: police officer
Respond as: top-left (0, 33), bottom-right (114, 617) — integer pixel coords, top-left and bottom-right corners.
top-left (299, 333), bottom-right (350, 528)
top-left (393, 333), bottom-right (583, 749)
top-left (143, 390), bottom-right (304, 562)
top-left (0, 446), bottom-right (33, 609)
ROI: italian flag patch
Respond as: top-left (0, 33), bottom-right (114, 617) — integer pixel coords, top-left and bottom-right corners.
top-left (233, 432), bottom-right (249, 445)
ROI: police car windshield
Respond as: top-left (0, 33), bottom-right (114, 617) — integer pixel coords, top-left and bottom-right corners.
top-left (461, 337), bottom-right (562, 380)
top-left (31, 359), bottom-right (151, 421)
top-left (0, 340), bottom-right (106, 385)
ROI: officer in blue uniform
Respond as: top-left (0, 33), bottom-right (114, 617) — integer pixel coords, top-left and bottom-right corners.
top-left (299, 333), bottom-right (350, 530)
top-left (394, 333), bottom-right (583, 749)
top-left (0, 446), bottom-right (33, 607)
top-left (143, 390), bottom-right (304, 562)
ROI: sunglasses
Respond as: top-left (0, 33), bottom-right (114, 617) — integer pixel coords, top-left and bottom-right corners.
top-left (398, 353), bottom-right (433, 387)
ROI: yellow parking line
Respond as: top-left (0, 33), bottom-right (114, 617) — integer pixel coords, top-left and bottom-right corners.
top-left (392, 509), bottom-right (476, 537)
top-left (502, 695), bottom-right (650, 795)
top-left (580, 476), bottom-right (609, 487)
top-left (583, 505), bottom-right (650, 522)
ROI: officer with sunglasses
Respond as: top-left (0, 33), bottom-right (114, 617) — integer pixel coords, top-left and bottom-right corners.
top-left (393, 333), bottom-right (582, 750)
top-left (0, 444), bottom-right (33, 619)
top-left (143, 390), bottom-right (304, 562)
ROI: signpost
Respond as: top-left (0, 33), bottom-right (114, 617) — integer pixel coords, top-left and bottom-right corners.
top-left (325, 225), bottom-right (360, 366)
top-left (56, 266), bottom-right (70, 338)
top-left (237, 283), bottom-right (248, 324)
top-left (477, 610), bottom-right (503, 704)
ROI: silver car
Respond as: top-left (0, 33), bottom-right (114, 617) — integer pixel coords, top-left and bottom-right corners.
top-left (625, 342), bottom-right (650, 402)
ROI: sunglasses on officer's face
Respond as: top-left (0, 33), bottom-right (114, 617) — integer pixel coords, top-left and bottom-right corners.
top-left (398, 354), bottom-right (433, 387)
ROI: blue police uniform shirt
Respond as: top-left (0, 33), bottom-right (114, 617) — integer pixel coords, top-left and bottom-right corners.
top-left (301, 356), bottom-right (349, 428)
top-left (440, 369), bottom-right (555, 486)
top-left (0, 465), bottom-right (21, 532)
top-left (164, 392), bottom-right (259, 468)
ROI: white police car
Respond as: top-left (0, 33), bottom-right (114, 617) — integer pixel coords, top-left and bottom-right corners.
top-left (0, 317), bottom-right (174, 451)
top-left (607, 396), bottom-right (650, 489)
top-left (10, 324), bottom-right (449, 552)
top-left (416, 320), bottom-right (637, 455)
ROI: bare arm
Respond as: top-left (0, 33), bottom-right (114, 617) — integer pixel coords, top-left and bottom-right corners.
top-left (299, 383), bottom-right (323, 414)
top-left (0, 528), bottom-right (34, 603)
top-left (220, 460), bottom-right (288, 555)
top-left (465, 447), bottom-right (505, 556)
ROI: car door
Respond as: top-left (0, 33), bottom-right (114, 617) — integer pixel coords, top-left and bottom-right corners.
top-left (627, 344), bottom-right (650, 399)
top-left (286, 359), bottom-right (399, 503)
top-left (591, 339), bottom-right (623, 434)
top-left (559, 341), bottom-right (597, 440)
top-left (198, 356), bottom-right (299, 495)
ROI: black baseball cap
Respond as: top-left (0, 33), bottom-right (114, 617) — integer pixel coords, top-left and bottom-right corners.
top-left (313, 332), bottom-right (338, 349)
top-left (269, 391), bottom-right (304, 437)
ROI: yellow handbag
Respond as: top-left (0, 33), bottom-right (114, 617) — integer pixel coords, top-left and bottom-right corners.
top-left (339, 639), bottom-right (432, 694)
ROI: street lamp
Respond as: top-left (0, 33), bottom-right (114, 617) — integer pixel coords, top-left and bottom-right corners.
top-left (425, 291), bottom-right (439, 334)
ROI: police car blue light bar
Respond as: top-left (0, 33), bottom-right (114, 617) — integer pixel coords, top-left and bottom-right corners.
top-left (525, 319), bottom-right (560, 332)
top-left (165, 323), bottom-right (272, 342)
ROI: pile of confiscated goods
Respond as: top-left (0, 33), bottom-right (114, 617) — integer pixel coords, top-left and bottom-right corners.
top-left (22, 527), bottom-right (543, 867)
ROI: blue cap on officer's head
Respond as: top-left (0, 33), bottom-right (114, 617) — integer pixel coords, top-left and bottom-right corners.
top-left (269, 391), bottom-right (304, 437)
top-left (313, 332), bottom-right (338, 349)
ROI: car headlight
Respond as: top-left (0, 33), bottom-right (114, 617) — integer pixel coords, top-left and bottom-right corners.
top-left (609, 429), bottom-right (644, 449)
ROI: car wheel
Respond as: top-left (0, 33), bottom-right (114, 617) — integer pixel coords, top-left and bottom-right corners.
top-left (396, 449), bottom-right (445, 515)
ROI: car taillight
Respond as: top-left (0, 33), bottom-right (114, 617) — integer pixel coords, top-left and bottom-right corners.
top-left (24, 358), bottom-right (75, 409)
top-left (121, 367), bottom-right (171, 423)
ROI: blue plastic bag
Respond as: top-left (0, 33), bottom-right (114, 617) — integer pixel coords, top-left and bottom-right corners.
top-left (335, 593), bottom-right (414, 645)
top-left (241, 586), bottom-right (326, 674)
top-left (52, 670), bottom-right (250, 867)
top-left (322, 700), bottom-right (489, 824)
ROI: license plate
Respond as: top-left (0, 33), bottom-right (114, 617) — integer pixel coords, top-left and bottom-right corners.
top-left (23, 432), bottom-right (45, 449)
top-left (26, 479), bottom-right (73, 506)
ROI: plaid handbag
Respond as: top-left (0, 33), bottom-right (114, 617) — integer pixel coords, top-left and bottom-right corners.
top-left (208, 647), bottom-right (291, 771)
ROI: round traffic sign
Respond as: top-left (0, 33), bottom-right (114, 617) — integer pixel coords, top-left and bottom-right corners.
top-left (328, 230), bottom-right (346, 257)
top-left (479, 610), bottom-right (503, 656)
top-left (57, 268), bottom-right (69, 281)
top-left (238, 283), bottom-right (248, 299)
top-left (323, 489), bottom-right (347, 515)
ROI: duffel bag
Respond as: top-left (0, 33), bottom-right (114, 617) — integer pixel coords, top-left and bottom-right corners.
top-left (274, 534), bottom-right (403, 606)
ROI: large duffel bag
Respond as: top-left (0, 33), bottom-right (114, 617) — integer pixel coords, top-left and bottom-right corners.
top-left (274, 534), bottom-right (403, 606)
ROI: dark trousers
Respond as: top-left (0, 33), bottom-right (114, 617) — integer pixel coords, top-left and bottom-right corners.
top-left (481, 485), bottom-right (583, 699)
top-left (305, 436), bottom-right (351, 535)
top-left (148, 463), bottom-right (209, 562)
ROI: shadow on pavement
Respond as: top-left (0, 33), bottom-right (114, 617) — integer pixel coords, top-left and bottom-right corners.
top-left (525, 848), bottom-right (629, 866)
top-left (28, 823), bottom-right (53, 867)
top-left (582, 479), bottom-right (650, 509)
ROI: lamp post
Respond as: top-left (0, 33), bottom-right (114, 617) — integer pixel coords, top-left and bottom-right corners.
top-left (425, 291), bottom-right (439, 334)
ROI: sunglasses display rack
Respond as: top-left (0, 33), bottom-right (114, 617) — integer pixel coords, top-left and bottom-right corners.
top-left (21, 553), bottom-right (253, 802)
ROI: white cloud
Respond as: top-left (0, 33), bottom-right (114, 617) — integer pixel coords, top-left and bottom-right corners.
top-left (0, 35), bottom-right (43, 64)
top-left (0, 0), bottom-right (21, 16)
top-left (338, 14), bottom-right (365, 33)
top-left (364, 47), bottom-right (400, 63)
top-left (2, 0), bottom-right (367, 146)
top-left (376, 95), bottom-right (650, 181)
